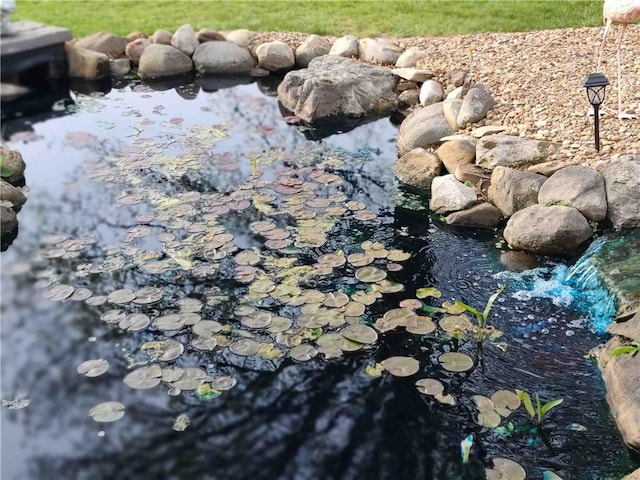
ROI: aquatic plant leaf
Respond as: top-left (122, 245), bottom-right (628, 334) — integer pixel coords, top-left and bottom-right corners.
top-left (343, 301), bottom-right (365, 317)
top-left (101, 309), bottom-right (126, 324)
top-left (42, 284), bottom-right (75, 301)
top-left (405, 316), bottom-right (436, 335)
top-left (486, 458), bottom-right (526, 480)
top-left (173, 413), bottom-right (190, 432)
top-left (416, 287), bottom-right (442, 299)
top-left (229, 338), bottom-right (260, 356)
top-left (120, 313), bottom-right (151, 332)
top-left (241, 311), bottom-right (272, 329)
top-left (366, 363), bottom-right (385, 377)
top-left (142, 339), bottom-right (184, 362)
top-left (351, 291), bottom-right (378, 305)
top-left (472, 395), bottom-right (495, 411)
top-left (516, 390), bottom-right (536, 419)
top-left (191, 336), bottom-right (218, 351)
top-left (373, 280), bottom-right (404, 293)
top-left (415, 378), bottom-right (444, 396)
top-left (477, 410), bottom-right (502, 428)
top-left (540, 398), bottom-right (563, 417)
top-left (77, 359), bottom-right (109, 377)
top-left (123, 365), bottom-right (162, 389)
top-left (490, 390), bottom-right (521, 413)
top-left (192, 320), bottom-right (222, 336)
top-left (86, 295), bottom-right (107, 306)
top-left (69, 288), bottom-right (93, 301)
top-left (542, 471), bottom-right (564, 480)
top-left (318, 252), bottom-right (346, 267)
top-left (482, 285), bottom-right (505, 320)
top-left (324, 292), bottom-right (349, 308)
top-left (567, 423), bottom-right (587, 431)
top-left (170, 368), bottom-right (206, 390)
top-left (211, 376), bottom-right (237, 391)
top-left (107, 288), bottom-right (136, 305)
top-left (256, 343), bottom-right (283, 359)
top-left (340, 324), bottom-right (378, 345)
top-left (195, 384), bottom-right (222, 400)
top-left (290, 344), bottom-right (317, 361)
top-left (347, 252), bottom-right (374, 267)
top-left (434, 393), bottom-right (456, 405)
top-left (387, 250), bottom-right (411, 262)
top-left (374, 316), bottom-right (399, 333)
top-left (89, 401), bottom-right (125, 423)
top-left (441, 301), bottom-right (466, 314)
top-left (439, 352), bottom-right (474, 373)
top-left (421, 305), bottom-right (447, 314)
top-left (1, 399), bottom-right (31, 409)
top-left (439, 315), bottom-right (474, 334)
top-left (177, 298), bottom-right (203, 313)
top-left (453, 299), bottom-right (481, 319)
top-left (380, 356), bottom-right (419, 377)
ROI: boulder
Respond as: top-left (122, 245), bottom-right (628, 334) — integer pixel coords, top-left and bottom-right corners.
top-left (538, 166), bottom-right (607, 221)
top-left (395, 46), bottom-right (429, 68)
top-left (488, 166), bottom-right (546, 217)
top-left (391, 68), bottom-right (433, 83)
top-left (503, 204), bottom-right (592, 255)
top-left (295, 35), bottom-right (331, 68)
top-left (197, 28), bottom-right (225, 43)
top-left (457, 85), bottom-right (494, 128)
top-left (397, 102), bottom-right (454, 154)
top-left (436, 138), bottom-right (476, 174)
top-left (0, 205), bottom-right (17, 234)
top-left (607, 312), bottom-right (640, 343)
top-left (528, 160), bottom-right (572, 176)
top-left (255, 41), bottom-right (295, 72)
top-left (419, 80), bottom-right (444, 106)
top-left (398, 89), bottom-right (420, 108)
top-left (499, 251), bottom-right (539, 272)
top-left (171, 24), bottom-right (199, 56)
top-left (476, 134), bottom-right (556, 170)
top-left (446, 202), bottom-right (501, 228)
top-left (138, 44), bottom-right (193, 78)
top-left (0, 145), bottom-right (25, 185)
top-left (443, 98), bottom-right (462, 130)
top-left (393, 148), bottom-right (442, 189)
top-left (0, 179), bottom-right (26, 209)
top-left (277, 55), bottom-right (397, 123)
top-left (110, 58), bottom-right (131, 76)
top-left (76, 31), bottom-right (129, 56)
top-left (358, 38), bottom-right (401, 65)
top-left (125, 38), bottom-right (151, 64)
top-left (622, 468), bottom-right (640, 480)
top-left (596, 335), bottom-right (640, 451)
top-left (329, 35), bottom-right (359, 57)
top-left (429, 174), bottom-right (477, 214)
top-left (455, 164), bottom-right (491, 185)
top-left (151, 29), bottom-right (172, 45)
top-left (126, 31), bottom-right (148, 41)
top-left (224, 29), bottom-right (256, 48)
top-left (192, 41), bottom-right (256, 75)
top-left (65, 44), bottom-right (110, 80)
top-left (602, 158), bottom-right (640, 229)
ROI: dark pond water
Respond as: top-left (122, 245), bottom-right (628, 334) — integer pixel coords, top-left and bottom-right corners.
top-left (1, 76), bottom-right (637, 480)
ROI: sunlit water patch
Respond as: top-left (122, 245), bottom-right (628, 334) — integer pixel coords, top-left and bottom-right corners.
top-left (1, 79), bottom-right (637, 480)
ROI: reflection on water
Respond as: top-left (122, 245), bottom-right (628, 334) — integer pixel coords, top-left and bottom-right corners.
top-left (1, 78), bottom-right (637, 480)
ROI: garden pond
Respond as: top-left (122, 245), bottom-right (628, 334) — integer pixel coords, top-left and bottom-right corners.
top-left (1, 74), bottom-right (638, 480)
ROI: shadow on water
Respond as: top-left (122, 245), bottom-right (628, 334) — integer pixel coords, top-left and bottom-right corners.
top-left (1, 77), bottom-right (637, 480)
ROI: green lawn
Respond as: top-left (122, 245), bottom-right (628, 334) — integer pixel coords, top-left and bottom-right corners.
top-left (14, 0), bottom-right (603, 38)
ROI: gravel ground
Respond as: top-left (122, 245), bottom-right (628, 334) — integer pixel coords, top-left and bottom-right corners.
top-left (253, 26), bottom-right (640, 168)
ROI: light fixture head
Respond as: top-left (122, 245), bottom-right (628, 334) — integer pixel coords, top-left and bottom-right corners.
top-left (582, 73), bottom-right (609, 106)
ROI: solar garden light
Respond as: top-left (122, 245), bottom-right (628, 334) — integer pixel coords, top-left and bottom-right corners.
top-left (582, 73), bottom-right (609, 152)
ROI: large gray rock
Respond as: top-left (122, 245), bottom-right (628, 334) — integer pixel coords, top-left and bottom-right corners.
top-left (607, 312), bottom-right (640, 343)
top-left (443, 98), bottom-right (462, 130)
top-left (277, 55), bottom-right (397, 123)
top-left (457, 85), bottom-right (494, 128)
top-left (138, 44), bottom-right (193, 78)
top-left (395, 46), bottom-right (429, 68)
top-left (602, 158), bottom-right (640, 229)
top-left (476, 134), bottom-right (556, 170)
top-left (76, 31), bottom-right (129, 56)
top-left (503, 204), bottom-right (592, 255)
top-left (0, 179), bottom-right (26, 208)
top-left (110, 58), bottom-right (130, 76)
top-left (436, 138), bottom-right (476, 174)
top-left (596, 335), bottom-right (640, 451)
top-left (429, 174), bottom-right (477, 214)
top-left (192, 41), bottom-right (256, 74)
top-left (295, 35), bottom-right (331, 68)
top-left (0, 205), bottom-right (17, 234)
top-left (65, 44), bottom-right (110, 80)
top-left (455, 164), bottom-right (491, 185)
top-left (151, 29), bottom-right (172, 45)
top-left (446, 202), bottom-right (501, 228)
top-left (224, 29), bottom-right (256, 48)
top-left (255, 41), bottom-right (295, 72)
top-left (397, 102), bottom-right (454, 154)
top-left (488, 166), bottom-right (546, 217)
top-left (0, 145), bottom-right (25, 185)
top-left (171, 24), bottom-right (199, 57)
top-left (538, 166), bottom-right (607, 222)
top-left (358, 38), bottom-right (401, 65)
top-left (393, 148), bottom-right (442, 189)
top-left (329, 35), bottom-right (359, 57)
top-left (125, 38), bottom-right (151, 64)
top-left (419, 80), bottom-right (443, 106)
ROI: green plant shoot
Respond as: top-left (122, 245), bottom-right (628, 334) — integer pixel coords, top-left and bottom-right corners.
top-left (516, 389), bottom-right (563, 425)
top-left (454, 285), bottom-right (505, 342)
top-left (610, 341), bottom-right (640, 357)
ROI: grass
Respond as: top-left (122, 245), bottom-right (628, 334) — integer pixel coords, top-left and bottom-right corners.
top-left (13, 0), bottom-right (604, 39)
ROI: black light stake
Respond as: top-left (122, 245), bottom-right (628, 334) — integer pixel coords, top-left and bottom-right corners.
top-left (582, 73), bottom-right (609, 152)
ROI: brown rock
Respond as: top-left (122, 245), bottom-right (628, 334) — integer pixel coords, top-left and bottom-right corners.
top-left (393, 148), bottom-right (442, 189)
top-left (528, 160), bottom-right (572, 176)
top-left (488, 166), bottom-right (546, 217)
top-left (126, 31), bottom-right (148, 41)
top-left (0, 145), bottom-right (25, 185)
top-left (436, 138), bottom-right (476, 174)
top-left (0, 179), bottom-right (26, 209)
top-left (151, 29), bottom-right (173, 45)
top-left (65, 44), bottom-right (110, 80)
top-left (446, 202), bottom-right (501, 228)
top-left (499, 250), bottom-right (539, 272)
top-left (454, 164), bottom-right (491, 185)
top-left (126, 38), bottom-right (152, 64)
top-left (76, 31), bottom-right (129, 57)
top-left (606, 312), bottom-right (640, 343)
top-left (197, 28), bottom-right (226, 43)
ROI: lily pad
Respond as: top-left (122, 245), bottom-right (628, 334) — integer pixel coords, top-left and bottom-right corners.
top-left (387, 250), bottom-right (411, 262)
top-left (415, 378), bottom-right (445, 396)
top-left (439, 315), bottom-right (474, 334)
top-left (123, 365), bottom-right (162, 389)
top-left (142, 339), bottom-right (184, 362)
top-left (1, 399), bottom-right (31, 409)
top-left (119, 313), bottom-right (151, 331)
top-left (347, 252), bottom-right (374, 267)
top-left (355, 266), bottom-right (387, 283)
top-left (405, 316), bottom-right (436, 335)
top-left (173, 413), bottom-right (190, 432)
top-left (107, 288), bottom-right (136, 304)
top-left (192, 320), bottom-right (223, 336)
top-left (318, 252), bottom-right (346, 267)
top-left (439, 352), bottom-right (474, 373)
top-left (324, 292), bottom-right (349, 308)
top-left (89, 401), bottom-right (125, 423)
top-left (290, 344), bottom-right (317, 361)
top-left (343, 301), bottom-right (365, 317)
top-left (229, 338), bottom-right (260, 356)
top-left (486, 458), bottom-right (526, 480)
top-left (170, 367), bottom-right (206, 390)
top-left (340, 324), bottom-right (378, 345)
top-left (490, 390), bottom-right (521, 413)
top-left (416, 287), bottom-right (442, 299)
top-left (191, 336), bottom-right (218, 351)
top-left (77, 359), bottom-right (109, 377)
top-left (69, 288), bottom-right (93, 301)
top-left (242, 311), bottom-right (272, 329)
top-left (101, 309), bottom-right (126, 324)
top-left (177, 297), bottom-right (203, 313)
top-left (42, 284), bottom-right (75, 301)
top-left (316, 333), bottom-right (363, 352)
top-left (478, 410), bottom-right (502, 428)
top-left (381, 356), bottom-right (420, 377)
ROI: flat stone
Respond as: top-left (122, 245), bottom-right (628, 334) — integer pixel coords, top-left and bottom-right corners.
top-left (77, 31), bottom-right (129, 57)
top-left (66, 44), bottom-right (110, 80)
top-left (138, 44), bottom-right (193, 78)
top-left (446, 202), bottom-right (501, 228)
top-left (528, 160), bottom-right (572, 176)
top-left (358, 38), bottom-right (401, 65)
top-left (454, 164), bottom-right (491, 185)
top-left (470, 125), bottom-right (507, 138)
top-left (395, 46), bottom-right (429, 68)
top-left (476, 134), bottom-right (556, 170)
top-left (391, 68), bottom-right (434, 83)
top-left (457, 85), bottom-right (494, 128)
top-left (110, 58), bottom-right (131, 76)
